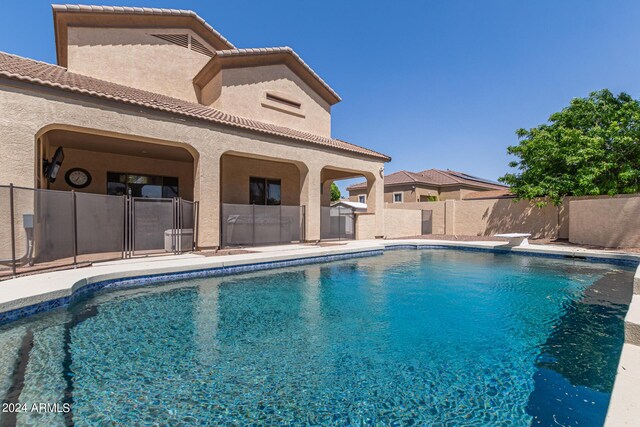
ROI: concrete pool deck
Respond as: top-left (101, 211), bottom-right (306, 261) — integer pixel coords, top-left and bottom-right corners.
top-left (0, 238), bottom-right (638, 425)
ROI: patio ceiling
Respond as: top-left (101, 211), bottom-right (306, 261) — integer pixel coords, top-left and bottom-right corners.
top-left (45, 129), bottom-right (194, 162)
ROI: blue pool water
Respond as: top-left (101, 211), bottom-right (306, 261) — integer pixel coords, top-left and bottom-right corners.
top-left (0, 250), bottom-right (634, 426)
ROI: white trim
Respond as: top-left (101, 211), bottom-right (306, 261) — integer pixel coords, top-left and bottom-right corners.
top-left (358, 195), bottom-right (366, 204)
top-left (393, 192), bottom-right (403, 203)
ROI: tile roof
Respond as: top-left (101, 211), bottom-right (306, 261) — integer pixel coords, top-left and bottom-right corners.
top-left (52, 4), bottom-right (235, 49)
top-left (347, 169), bottom-right (506, 190)
top-left (0, 51), bottom-right (390, 161)
top-left (211, 47), bottom-right (341, 103)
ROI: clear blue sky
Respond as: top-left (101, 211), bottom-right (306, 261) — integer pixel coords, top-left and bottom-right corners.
top-left (2, 1), bottom-right (640, 194)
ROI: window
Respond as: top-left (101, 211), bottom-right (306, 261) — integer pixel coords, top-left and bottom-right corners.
top-left (393, 192), bottom-right (403, 203)
top-left (358, 195), bottom-right (366, 204)
top-left (107, 172), bottom-right (178, 198)
top-left (250, 177), bottom-right (281, 205)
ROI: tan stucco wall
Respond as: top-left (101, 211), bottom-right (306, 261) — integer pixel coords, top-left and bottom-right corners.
top-left (386, 199), bottom-right (558, 239)
top-left (569, 197), bottom-right (640, 247)
top-left (355, 213), bottom-right (376, 240)
top-left (387, 195), bottom-right (640, 247)
top-left (447, 199), bottom-right (558, 238)
top-left (206, 64), bottom-right (331, 137)
top-left (67, 27), bottom-right (212, 103)
top-left (383, 208), bottom-right (422, 238)
top-left (385, 202), bottom-right (446, 234)
top-left (47, 147), bottom-right (194, 200)
top-left (0, 81), bottom-right (385, 248)
top-left (220, 154), bottom-right (300, 205)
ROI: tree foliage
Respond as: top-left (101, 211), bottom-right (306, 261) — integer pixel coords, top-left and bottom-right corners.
top-left (330, 182), bottom-right (341, 202)
top-left (500, 90), bottom-right (640, 205)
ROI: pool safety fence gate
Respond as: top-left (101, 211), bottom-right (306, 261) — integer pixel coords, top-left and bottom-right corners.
top-left (320, 206), bottom-right (355, 241)
top-left (0, 184), bottom-right (199, 278)
top-left (221, 203), bottom-right (305, 247)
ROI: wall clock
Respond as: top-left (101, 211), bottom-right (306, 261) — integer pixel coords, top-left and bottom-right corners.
top-left (65, 168), bottom-right (92, 189)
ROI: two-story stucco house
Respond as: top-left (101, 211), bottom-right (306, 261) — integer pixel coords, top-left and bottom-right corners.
top-left (0, 5), bottom-right (390, 251)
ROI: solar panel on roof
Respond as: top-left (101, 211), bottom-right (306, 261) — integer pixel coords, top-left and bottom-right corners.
top-left (449, 171), bottom-right (503, 186)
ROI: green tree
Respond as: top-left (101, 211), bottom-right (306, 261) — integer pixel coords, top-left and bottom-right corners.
top-left (500, 90), bottom-right (640, 205)
top-left (330, 182), bottom-right (341, 202)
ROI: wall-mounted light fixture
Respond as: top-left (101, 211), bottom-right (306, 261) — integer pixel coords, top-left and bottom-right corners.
top-left (43, 147), bottom-right (64, 183)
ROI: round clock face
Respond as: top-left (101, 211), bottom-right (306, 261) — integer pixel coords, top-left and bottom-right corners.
top-left (65, 168), bottom-right (91, 189)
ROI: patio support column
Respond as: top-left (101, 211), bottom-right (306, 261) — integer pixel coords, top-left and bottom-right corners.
top-left (299, 164), bottom-right (321, 242)
top-left (366, 171), bottom-right (385, 238)
top-left (194, 153), bottom-right (221, 249)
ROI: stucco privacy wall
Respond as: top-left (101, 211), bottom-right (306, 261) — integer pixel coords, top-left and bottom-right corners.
top-left (386, 199), bottom-right (557, 238)
top-left (67, 27), bottom-right (212, 103)
top-left (0, 82), bottom-right (385, 248)
top-left (355, 213), bottom-right (376, 240)
top-left (383, 208), bottom-right (422, 238)
top-left (449, 198), bottom-right (559, 238)
top-left (385, 202), bottom-right (446, 234)
top-left (385, 195), bottom-right (640, 248)
top-left (570, 197), bottom-right (640, 247)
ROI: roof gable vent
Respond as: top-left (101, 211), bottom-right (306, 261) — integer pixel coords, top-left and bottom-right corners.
top-left (151, 33), bottom-right (189, 48)
top-left (191, 37), bottom-right (214, 57)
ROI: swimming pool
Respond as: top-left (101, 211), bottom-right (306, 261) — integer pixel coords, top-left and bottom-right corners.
top-left (0, 249), bottom-right (633, 426)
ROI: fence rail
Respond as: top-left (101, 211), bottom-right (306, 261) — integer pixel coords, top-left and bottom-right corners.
top-left (0, 184), bottom-right (198, 279)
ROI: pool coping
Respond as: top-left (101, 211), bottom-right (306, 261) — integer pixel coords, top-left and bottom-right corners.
top-left (0, 238), bottom-right (638, 424)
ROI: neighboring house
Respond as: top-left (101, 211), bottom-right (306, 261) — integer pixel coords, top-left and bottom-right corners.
top-left (348, 169), bottom-right (507, 203)
top-left (0, 5), bottom-right (390, 249)
top-left (463, 188), bottom-right (514, 200)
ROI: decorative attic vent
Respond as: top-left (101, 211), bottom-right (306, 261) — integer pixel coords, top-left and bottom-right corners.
top-left (151, 33), bottom-right (189, 48)
top-left (266, 93), bottom-right (302, 109)
top-left (150, 33), bottom-right (214, 57)
top-left (191, 38), bottom-right (214, 57)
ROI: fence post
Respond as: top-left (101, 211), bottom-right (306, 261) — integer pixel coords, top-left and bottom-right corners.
top-left (252, 204), bottom-right (256, 247)
top-left (9, 183), bottom-right (17, 277)
top-left (194, 201), bottom-right (199, 251)
top-left (121, 195), bottom-right (126, 259)
top-left (71, 190), bottom-right (78, 267)
top-left (173, 198), bottom-right (178, 254)
top-left (338, 207), bottom-right (342, 241)
top-left (302, 206), bottom-right (306, 242)
top-left (177, 198), bottom-right (183, 254)
top-left (129, 197), bottom-right (135, 258)
top-left (172, 198), bottom-right (176, 254)
top-left (279, 205), bottom-right (283, 244)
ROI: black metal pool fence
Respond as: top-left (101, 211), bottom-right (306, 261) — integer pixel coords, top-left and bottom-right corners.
top-left (320, 206), bottom-right (355, 241)
top-left (221, 203), bottom-right (306, 247)
top-left (0, 184), bottom-right (199, 277)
